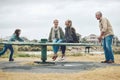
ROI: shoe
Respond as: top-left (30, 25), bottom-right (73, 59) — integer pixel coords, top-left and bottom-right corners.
top-left (53, 56), bottom-right (58, 61)
top-left (107, 60), bottom-right (114, 63)
top-left (9, 59), bottom-right (14, 61)
top-left (101, 60), bottom-right (114, 63)
top-left (58, 57), bottom-right (65, 61)
top-left (52, 56), bottom-right (55, 59)
top-left (101, 60), bottom-right (108, 63)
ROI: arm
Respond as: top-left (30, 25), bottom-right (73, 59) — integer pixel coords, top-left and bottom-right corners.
top-left (10, 34), bottom-right (24, 42)
top-left (17, 37), bottom-right (24, 42)
top-left (98, 32), bottom-right (104, 42)
top-left (98, 18), bottom-right (108, 42)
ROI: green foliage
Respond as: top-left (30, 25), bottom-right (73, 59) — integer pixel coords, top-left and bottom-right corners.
top-left (17, 54), bottom-right (31, 57)
top-left (0, 52), bottom-right (9, 58)
top-left (81, 38), bottom-right (88, 43)
top-left (66, 52), bottom-right (83, 56)
top-left (17, 53), bottom-right (40, 58)
top-left (0, 45), bottom-right (4, 50)
top-left (18, 46), bottom-right (41, 51)
top-left (114, 51), bottom-right (120, 54)
top-left (47, 46), bottom-right (52, 51)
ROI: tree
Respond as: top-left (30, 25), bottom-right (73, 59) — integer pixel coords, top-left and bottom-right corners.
top-left (81, 37), bottom-right (87, 43)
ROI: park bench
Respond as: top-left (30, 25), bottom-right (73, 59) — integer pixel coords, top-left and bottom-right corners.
top-left (0, 39), bottom-right (101, 63)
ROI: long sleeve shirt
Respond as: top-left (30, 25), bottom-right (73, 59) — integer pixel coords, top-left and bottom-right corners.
top-left (99, 17), bottom-right (114, 38)
top-left (9, 34), bottom-right (24, 42)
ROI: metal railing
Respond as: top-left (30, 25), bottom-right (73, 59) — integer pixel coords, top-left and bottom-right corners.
top-left (0, 39), bottom-right (101, 63)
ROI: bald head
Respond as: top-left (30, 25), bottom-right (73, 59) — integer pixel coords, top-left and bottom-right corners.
top-left (95, 11), bottom-right (102, 20)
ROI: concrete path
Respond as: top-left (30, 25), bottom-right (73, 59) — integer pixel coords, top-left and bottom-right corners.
top-left (0, 61), bottom-right (120, 73)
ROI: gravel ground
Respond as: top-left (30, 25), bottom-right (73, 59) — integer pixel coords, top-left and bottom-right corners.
top-left (0, 61), bottom-right (120, 73)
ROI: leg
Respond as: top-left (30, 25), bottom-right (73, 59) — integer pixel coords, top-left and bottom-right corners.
top-left (52, 39), bottom-right (63, 61)
top-left (102, 38), bottom-right (109, 61)
top-left (88, 47), bottom-right (90, 53)
top-left (52, 39), bottom-right (58, 61)
top-left (0, 45), bottom-right (8, 56)
top-left (105, 36), bottom-right (114, 61)
top-left (55, 39), bottom-right (63, 52)
top-left (59, 40), bottom-right (66, 61)
top-left (61, 45), bottom-right (66, 58)
top-left (52, 39), bottom-right (58, 54)
top-left (8, 45), bottom-right (14, 61)
top-left (52, 39), bottom-right (63, 53)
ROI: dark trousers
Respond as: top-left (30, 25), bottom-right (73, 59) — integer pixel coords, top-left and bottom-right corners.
top-left (61, 45), bottom-right (66, 54)
top-left (0, 44), bottom-right (14, 60)
top-left (60, 41), bottom-right (74, 55)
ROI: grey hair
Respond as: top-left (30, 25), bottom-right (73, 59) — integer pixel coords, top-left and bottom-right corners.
top-left (96, 11), bottom-right (102, 17)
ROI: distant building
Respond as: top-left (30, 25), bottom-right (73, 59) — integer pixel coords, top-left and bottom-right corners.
top-left (113, 36), bottom-right (119, 46)
top-left (83, 34), bottom-right (99, 44)
top-left (76, 33), bottom-right (82, 42)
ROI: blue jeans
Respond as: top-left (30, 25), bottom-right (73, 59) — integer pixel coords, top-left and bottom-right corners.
top-left (102, 35), bottom-right (114, 61)
top-left (52, 39), bottom-right (63, 54)
top-left (0, 44), bottom-right (14, 60)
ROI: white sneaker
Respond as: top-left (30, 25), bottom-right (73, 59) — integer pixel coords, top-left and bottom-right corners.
top-left (58, 57), bottom-right (66, 61)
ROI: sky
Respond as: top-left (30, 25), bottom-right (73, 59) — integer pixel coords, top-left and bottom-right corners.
top-left (0, 0), bottom-right (120, 40)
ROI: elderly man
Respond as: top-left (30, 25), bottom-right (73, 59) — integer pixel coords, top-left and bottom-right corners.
top-left (95, 11), bottom-right (114, 63)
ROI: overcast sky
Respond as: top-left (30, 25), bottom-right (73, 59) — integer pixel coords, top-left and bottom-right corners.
top-left (0, 0), bottom-right (120, 40)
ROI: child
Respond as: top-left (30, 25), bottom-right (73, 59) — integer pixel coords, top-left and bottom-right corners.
top-left (0, 29), bottom-right (24, 61)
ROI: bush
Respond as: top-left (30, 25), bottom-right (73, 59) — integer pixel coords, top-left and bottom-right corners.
top-left (0, 45), bottom-right (4, 50)
top-left (0, 52), bottom-right (9, 58)
top-left (18, 46), bottom-right (41, 51)
top-left (18, 54), bottom-right (31, 57)
top-left (18, 54), bottom-right (30, 57)
top-left (67, 52), bottom-right (83, 56)
top-left (47, 46), bottom-right (52, 51)
top-left (114, 51), bottom-right (120, 54)
top-left (16, 52), bottom-right (40, 58)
